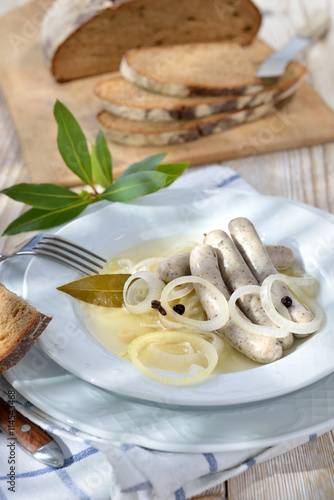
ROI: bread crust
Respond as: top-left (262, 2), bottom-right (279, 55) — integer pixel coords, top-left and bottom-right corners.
top-left (97, 101), bottom-right (276, 146)
top-left (119, 40), bottom-right (293, 98)
top-left (40, 0), bottom-right (262, 82)
top-left (120, 52), bottom-right (264, 98)
top-left (94, 66), bottom-right (305, 122)
top-left (0, 284), bottom-right (52, 374)
top-left (0, 313), bottom-right (52, 374)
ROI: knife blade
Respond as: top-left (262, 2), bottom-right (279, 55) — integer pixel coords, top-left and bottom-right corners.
top-left (256, 10), bottom-right (330, 78)
top-left (0, 396), bottom-right (65, 468)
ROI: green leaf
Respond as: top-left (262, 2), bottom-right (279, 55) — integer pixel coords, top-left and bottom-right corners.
top-left (57, 273), bottom-right (131, 307)
top-left (91, 145), bottom-right (103, 188)
top-left (92, 129), bottom-right (113, 188)
top-left (118, 153), bottom-right (168, 179)
top-left (0, 183), bottom-right (83, 210)
top-left (155, 162), bottom-right (189, 178)
top-left (100, 171), bottom-right (171, 202)
top-left (155, 162), bottom-right (189, 186)
top-left (0, 101), bottom-right (190, 236)
top-left (54, 100), bottom-right (93, 186)
top-left (2, 199), bottom-right (91, 235)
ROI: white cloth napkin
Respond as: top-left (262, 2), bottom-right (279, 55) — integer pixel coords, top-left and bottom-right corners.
top-left (0, 166), bottom-right (329, 500)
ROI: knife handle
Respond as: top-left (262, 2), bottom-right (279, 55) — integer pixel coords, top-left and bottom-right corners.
top-left (0, 396), bottom-right (52, 453)
top-left (297, 11), bottom-right (330, 40)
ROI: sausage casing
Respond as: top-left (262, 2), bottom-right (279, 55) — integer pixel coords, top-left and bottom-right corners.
top-left (189, 244), bottom-right (283, 363)
top-left (156, 245), bottom-right (295, 283)
top-left (266, 245), bottom-right (295, 271)
top-left (204, 230), bottom-right (294, 349)
top-left (228, 217), bottom-right (314, 334)
top-left (156, 252), bottom-right (190, 283)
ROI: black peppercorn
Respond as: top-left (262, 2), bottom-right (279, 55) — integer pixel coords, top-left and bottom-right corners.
top-left (173, 304), bottom-right (185, 315)
top-left (281, 296), bottom-right (293, 308)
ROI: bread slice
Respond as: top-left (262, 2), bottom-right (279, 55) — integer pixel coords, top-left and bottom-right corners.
top-left (40, 0), bottom-right (261, 83)
top-left (94, 63), bottom-right (305, 122)
top-left (0, 284), bottom-right (52, 374)
top-left (120, 39), bottom-right (291, 97)
top-left (97, 101), bottom-right (276, 146)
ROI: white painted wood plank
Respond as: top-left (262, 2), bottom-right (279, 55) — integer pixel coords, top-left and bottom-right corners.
top-left (228, 433), bottom-right (334, 500)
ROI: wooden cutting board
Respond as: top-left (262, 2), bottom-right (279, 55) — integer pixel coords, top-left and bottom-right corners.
top-left (1, 1), bottom-right (334, 187)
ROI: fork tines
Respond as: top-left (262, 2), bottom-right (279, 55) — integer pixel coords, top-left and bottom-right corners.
top-left (33, 235), bottom-right (107, 275)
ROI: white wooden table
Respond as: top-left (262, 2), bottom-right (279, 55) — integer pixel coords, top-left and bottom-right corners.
top-left (0, 1), bottom-right (334, 498)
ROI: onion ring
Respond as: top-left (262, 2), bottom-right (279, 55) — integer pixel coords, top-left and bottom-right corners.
top-left (127, 331), bottom-right (218, 385)
top-left (160, 276), bottom-right (229, 331)
top-left (229, 285), bottom-right (291, 338)
top-left (123, 271), bottom-right (165, 314)
top-left (261, 274), bottom-right (324, 336)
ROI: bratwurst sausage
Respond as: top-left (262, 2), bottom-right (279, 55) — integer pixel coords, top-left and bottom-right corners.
top-left (156, 244), bottom-right (295, 283)
top-left (203, 230), bottom-right (294, 349)
top-left (228, 217), bottom-right (313, 335)
top-left (266, 245), bottom-right (295, 271)
top-left (189, 244), bottom-right (283, 363)
top-left (156, 252), bottom-right (190, 283)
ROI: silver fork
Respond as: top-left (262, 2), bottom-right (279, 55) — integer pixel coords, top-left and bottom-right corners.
top-left (0, 234), bottom-right (107, 275)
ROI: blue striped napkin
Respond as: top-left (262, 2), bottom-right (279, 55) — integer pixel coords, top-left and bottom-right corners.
top-left (0, 166), bottom-right (328, 500)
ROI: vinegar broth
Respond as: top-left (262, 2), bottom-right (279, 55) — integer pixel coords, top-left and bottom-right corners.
top-left (78, 236), bottom-right (260, 374)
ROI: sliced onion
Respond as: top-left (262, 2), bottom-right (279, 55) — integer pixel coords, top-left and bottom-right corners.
top-left (229, 285), bottom-right (291, 339)
top-left (132, 257), bottom-right (165, 273)
top-left (127, 331), bottom-right (218, 385)
top-left (126, 278), bottom-right (147, 303)
top-left (160, 276), bottom-right (229, 331)
top-left (123, 271), bottom-right (165, 314)
top-left (168, 283), bottom-right (193, 300)
top-left (108, 258), bottom-right (133, 273)
top-left (159, 315), bottom-right (187, 330)
top-left (160, 241), bottom-right (197, 258)
top-left (117, 329), bottom-right (139, 342)
top-left (145, 341), bottom-right (206, 372)
top-left (261, 274), bottom-right (324, 336)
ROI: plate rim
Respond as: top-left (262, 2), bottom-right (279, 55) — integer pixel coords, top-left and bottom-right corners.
top-left (21, 188), bottom-right (334, 407)
top-left (2, 190), bottom-right (334, 452)
top-left (4, 343), bottom-right (334, 452)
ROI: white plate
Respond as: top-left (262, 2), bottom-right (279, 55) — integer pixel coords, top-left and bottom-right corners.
top-left (2, 244), bottom-right (334, 452)
top-left (22, 189), bottom-right (334, 406)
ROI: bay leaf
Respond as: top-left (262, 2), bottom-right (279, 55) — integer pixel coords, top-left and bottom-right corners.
top-left (54, 100), bottom-right (93, 187)
top-left (57, 273), bottom-right (131, 307)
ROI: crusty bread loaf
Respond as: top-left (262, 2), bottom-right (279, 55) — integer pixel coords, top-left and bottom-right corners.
top-left (40, 0), bottom-right (262, 83)
top-left (94, 62), bottom-right (305, 122)
top-left (97, 101), bottom-right (276, 146)
top-left (120, 40), bottom-right (290, 97)
top-left (0, 284), bottom-right (52, 373)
